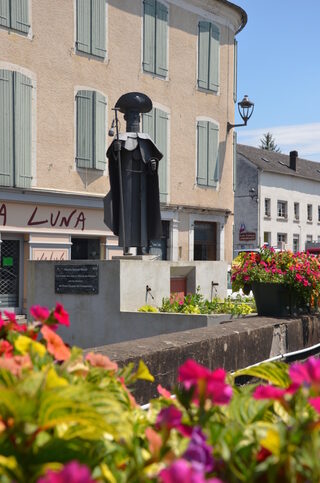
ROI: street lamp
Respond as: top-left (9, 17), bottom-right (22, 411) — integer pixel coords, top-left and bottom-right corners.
top-left (227, 95), bottom-right (254, 131)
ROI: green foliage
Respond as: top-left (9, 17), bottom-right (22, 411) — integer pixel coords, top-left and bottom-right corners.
top-left (138, 305), bottom-right (159, 313)
top-left (159, 288), bottom-right (255, 316)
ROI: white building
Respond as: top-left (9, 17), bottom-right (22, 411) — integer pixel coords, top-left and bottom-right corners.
top-left (234, 145), bottom-right (320, 255)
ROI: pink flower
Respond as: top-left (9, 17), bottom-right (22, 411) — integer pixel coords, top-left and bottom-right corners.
top-left (41, 326), bottom-right (71, 361)
top-left (253, 385), bottom-right (287, 400)
top-left (0, 313), bottom-right (4, 329)
top-left (30, 305), bottom-right (50, 323)
top-left (155, 406), bottom-right (191, 436)
top-left (85, 352), bottom-right (118, 371)
top-left (289, 357), bottom-right (320, 389)
top-left (53, 303), bottom-right (70, 327)
top-left (157, 384), bottom-right (171, 399)
top-left (178, 360), bottom-right (232, 405)
top-left (159, 459), bottom-right (222, 483)
top-left (0, 340), bottom-right (13, 358)
top-left (0, 354), bottom-right (32, 377)
top-left (309, 397), bottom-right (320, 413)
top-left (37, 461), bottom-right (95, 483)
top-left (3, 311), bottom-right (16, 324)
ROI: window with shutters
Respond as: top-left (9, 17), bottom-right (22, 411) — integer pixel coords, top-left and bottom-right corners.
top-left (0, 70), bottom-right (32, 188)
top-left (76, 0), bottom-right (106, 59)
top-left (0, 0), bottom-right (30, 34)
top-left (143, 0), bottom-right (168, 77)
top-left (76, 90), bottom-right (107, 171)
top-left (198, 20), bottom-right (220, 92)
top-left (142, 107), bottom-right (169, 202)
top-left (196, 120), bottom-right (219, 187)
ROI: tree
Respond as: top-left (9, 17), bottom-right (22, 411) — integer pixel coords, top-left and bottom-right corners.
top-left (259, 132), bottom-right (281, 152)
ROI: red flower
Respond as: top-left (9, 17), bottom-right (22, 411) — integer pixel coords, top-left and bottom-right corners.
top-left (3, 311), bottom-right (16, 324)
top-left (53, 303), bottom-right (70, 327)
top-left (30, 305), bottom-right (50, 323)
top-left (0, 340), bottom-right (13, 358)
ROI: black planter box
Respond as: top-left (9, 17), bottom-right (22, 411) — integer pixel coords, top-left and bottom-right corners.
top-left (252, 282), bottom-right (308, 317)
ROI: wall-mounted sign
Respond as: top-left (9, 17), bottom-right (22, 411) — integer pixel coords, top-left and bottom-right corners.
top-left (239, 232), bottom-right (256, 241)
top-left (2, 257), bottom-right (13, 267)
top-left (55, 265), bottom-right (99, 294)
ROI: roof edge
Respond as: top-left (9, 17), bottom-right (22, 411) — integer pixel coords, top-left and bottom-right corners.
top-left (219, 0), bottom-right (247, 34)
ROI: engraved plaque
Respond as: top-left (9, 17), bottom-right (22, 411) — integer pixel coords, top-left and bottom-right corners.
top-left (55, 264), bottom-right (99, 294)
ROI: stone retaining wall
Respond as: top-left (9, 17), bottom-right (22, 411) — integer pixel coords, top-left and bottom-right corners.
top-left (88, 315), bottom-right (320, 404)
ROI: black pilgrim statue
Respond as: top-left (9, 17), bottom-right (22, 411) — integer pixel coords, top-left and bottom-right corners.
top-left (103, 92), bottom-right (163, 254)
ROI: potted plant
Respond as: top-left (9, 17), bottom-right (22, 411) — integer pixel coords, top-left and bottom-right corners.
top-left (231, 247), bottom-right (320, 316)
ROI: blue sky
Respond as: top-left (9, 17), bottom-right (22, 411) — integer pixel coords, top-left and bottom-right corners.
top-left (235, 1), bottom-right (320, 161)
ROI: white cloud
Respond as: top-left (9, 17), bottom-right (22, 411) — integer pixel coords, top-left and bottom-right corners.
top-left (238, 123), bottom-right (320, 161)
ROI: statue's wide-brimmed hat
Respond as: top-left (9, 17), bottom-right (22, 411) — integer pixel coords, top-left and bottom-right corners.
top-left (115, 92), bottom-right (152, 114)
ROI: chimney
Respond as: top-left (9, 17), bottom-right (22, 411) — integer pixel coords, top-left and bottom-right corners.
top-left (289, 150), bottom-right (298, 171)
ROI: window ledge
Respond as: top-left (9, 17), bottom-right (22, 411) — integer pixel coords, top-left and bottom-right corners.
top-left (276, 217), bottom-right (288, 222)
top-left (142, 69), bottom-right (168, 82)
top-left (197, 85), bottom-right (219, 96)
top-left (307, 220), bottom-right (313, 224)
top-left (264, 215), bottom-right (271, 220)
top-left (293, 219), bottom-right (300, 223)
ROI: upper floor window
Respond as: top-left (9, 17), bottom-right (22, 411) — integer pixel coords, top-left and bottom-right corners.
top-left (143, 0), bottom-right (168, 77)
top-left (277, 200), bottom-right (287, 219)
top-left (142, 107), bottom-right (169, 202)
top-left (198, 21), bottom-right (220, 92)
top-left (233, 39), bottom-right (237, 102)
top-left (294, 202), bottom-right (299, 221)
top-left (0, 0), bottom-right (30, 34)
top-left (307, 204), bottom-right (313, 222)
top-left (0, 69), bottom-right (32, 188)
top-left (264, 198), bottom-right (271, 217)
top-left (76, 90), bottom-right (107, 171)
top-left (76, 0), bottom-right (106, 58)
top-left (197, 120), bottom-right (219, 187)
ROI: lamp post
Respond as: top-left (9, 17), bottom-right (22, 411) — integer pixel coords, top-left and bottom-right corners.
top-left (227, 95), bottom-right (254, 131)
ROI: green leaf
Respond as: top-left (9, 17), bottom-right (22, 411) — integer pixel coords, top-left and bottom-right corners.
top-left (232, 362), bottom-right (291, 388)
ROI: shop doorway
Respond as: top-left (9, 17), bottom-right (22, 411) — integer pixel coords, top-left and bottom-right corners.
top-left (0, 239), bottom-right (20, 312)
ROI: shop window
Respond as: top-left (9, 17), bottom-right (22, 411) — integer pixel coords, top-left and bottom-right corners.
top-left (71, 238), bottom-right (100, 260)
top-left (293, 234), bottom-right (299, 253)
top-left (194, 221), bottom-right (217, 261)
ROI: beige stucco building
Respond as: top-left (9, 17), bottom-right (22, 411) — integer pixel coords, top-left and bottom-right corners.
top-left (0, 0), bottom-right (246, 312)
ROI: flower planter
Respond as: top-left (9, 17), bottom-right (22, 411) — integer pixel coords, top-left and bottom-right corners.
top-left (252, 282), bottom-right (308, 317)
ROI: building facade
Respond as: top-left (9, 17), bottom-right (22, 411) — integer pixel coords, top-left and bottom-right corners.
top-left (0, 0), bottom-right (246, 312)
top-left (234, 144), bottom-right (320, 256)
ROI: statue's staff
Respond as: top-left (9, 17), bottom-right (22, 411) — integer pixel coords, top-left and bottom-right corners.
top-left (110, 107), bottom-right (127, 255)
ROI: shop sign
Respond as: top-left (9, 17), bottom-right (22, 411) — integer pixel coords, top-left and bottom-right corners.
top-left (239, 231), bottom-right (256, 241)
top-left (32, 249), bottom-right (68, 261)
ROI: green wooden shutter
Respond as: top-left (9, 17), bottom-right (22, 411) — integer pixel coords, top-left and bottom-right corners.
top-left (14, 72), bottom-right (32, 188)
top-left (11, 0), bottom-right (29, 33)
top-left (76, 90), bottom-right (93, 169)
top-left (92, 0), bottom-right (106, 58)
top-left (233, 130), bottom-right (237, 191)
top-left (233, 39), bottom-right (238, 103)
top-left (94, 91), bottom-right (107, 170)
top-left (142, 109), bottom-right (155, 140)
top-left (76, 0), bottom-right (91, 55)
top-left (143, 0), bottom-right (156, 73)
top-left (155, 108), bottom-right (168, 202)
top-left (208, 121), bottom-right (219, 187)
top-left (209, 23), bottom-right (220, 92)
top-left (197, 121), bottom-right (208, 185)
top-left (0, 0), bottom-right (10, 28)
top-left (0, 70), bottom-right (13, 187)
top-left (198, 21), bottom-right (210, 89)
top-left (155, 1), bottom-right (168, 77)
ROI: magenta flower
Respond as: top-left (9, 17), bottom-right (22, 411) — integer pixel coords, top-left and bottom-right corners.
top-left (289, 357), bottom-right (320, 389)
top-left (253, 385), bottom-right (287, 401)
top-left (30, 305), bottom-right (50, 323)
top-left (37, 461), bottom-right (94, 483)
top-left (178, 360), bottom-right (232, 405)
top-left (183, 427), bottom-right (214, 473)
top-left (309, 397), bottom-right (320, 413)
top-left (159, 459), bottom-right (222, 483)
top-left (155, 406), bottom-right (191, 436)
